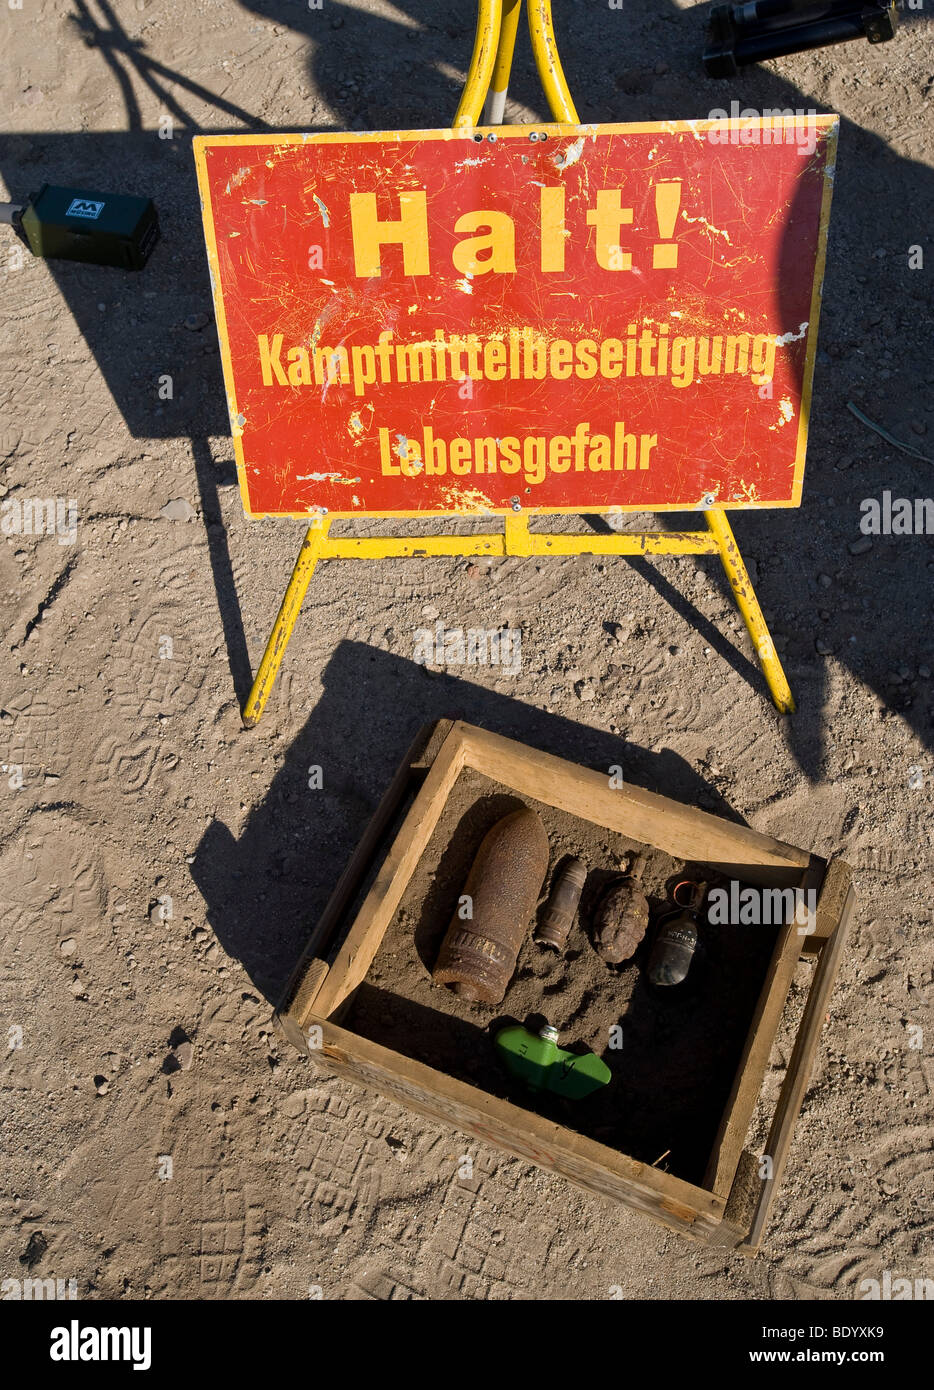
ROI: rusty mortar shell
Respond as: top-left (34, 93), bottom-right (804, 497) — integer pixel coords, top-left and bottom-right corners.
top-left (535, 856), bottom-right (587, 950)
top-left (432, 807), bottom-right (550, 1005)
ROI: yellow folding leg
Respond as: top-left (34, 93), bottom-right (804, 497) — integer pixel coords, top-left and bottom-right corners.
top-left (483, 0), bottom-right (522, 123)
top-left (705, 508), bottom-right (795, 715)
top-left (454, 0), bottom-right (504, 128)
top-left (242, 519), bottom-right (330, 728)
top-left (527, 0), bottom-right (580, 122)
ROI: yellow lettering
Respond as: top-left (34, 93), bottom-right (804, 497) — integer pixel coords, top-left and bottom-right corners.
top-left (549, 435), bottom-right (571, 472)
top-left (474, 437), bottom-right (497, 474)
top-left (400, 438), bottom-right (423, 478)
top-left (287, 345), bottom-right (311, 386)
top-left (724, 334), bottom-right (750, 374)
top-left (350, 344), bottom-right (376, 397)
top-left (379, 427), bottom-right (399, 475)
top-left (540, 186), bottom-right (566, 272)
top-left (499, 438), bottom-right (519, 472)
top-left (751, 333), bottom-right (777, 384)
top-left (312, 345), bottom-right (349, 386)
top-left (452, 210), bottom-right (516, 275)
top-left (614, 423), bottom-right (639, 470)
top-left (586, 190), bottom-right (633, 271)
top-left (588, 436), bottom-right (612, 471)
top-left (258, 333), bottom-right (287, 386)
top-left (524, 436), bottom-right (546, 485)
top-left (550, 340), bottom-right (573, 380)
top-left (350, 191), bottom-right (429, 277)
top-left (600, 339), bottom-right (623, 379)
top-left (499, 438), bottom-right (522, 474)
top-left (449, 439), bottom-right (471, 475)
top-left (483, 340), bottom-right (507, 380)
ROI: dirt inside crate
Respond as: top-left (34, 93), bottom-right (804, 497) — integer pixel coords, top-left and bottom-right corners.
top-left (343, 768), bottom-right (780, 1187)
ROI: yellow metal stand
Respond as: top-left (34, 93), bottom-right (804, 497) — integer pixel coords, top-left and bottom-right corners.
top-left (242, 519), bottom-right (330, 727)
top-left (241, 0), bottom-right (795, 727)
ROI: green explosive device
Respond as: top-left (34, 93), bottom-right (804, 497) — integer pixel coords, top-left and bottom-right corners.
top-left (494, 1023), bottom-right (611, 1100)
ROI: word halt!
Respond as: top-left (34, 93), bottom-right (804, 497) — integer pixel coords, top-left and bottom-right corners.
top-left (346, 178), bottom-right (685, 278)
top-left (194, 120), bottom-right (837, 519)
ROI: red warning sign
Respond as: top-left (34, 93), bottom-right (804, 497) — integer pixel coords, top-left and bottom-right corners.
top-left (194, 119), bottom-right (837, 519)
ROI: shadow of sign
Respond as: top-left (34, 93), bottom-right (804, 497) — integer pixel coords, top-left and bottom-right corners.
top-left (1, 0), bottom-right (931, 777)
top-left (189, 639), bottom-right (748, 1001)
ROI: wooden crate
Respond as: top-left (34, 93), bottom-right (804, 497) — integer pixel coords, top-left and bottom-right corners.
top-left (274, 720), bottom-right (854, 1250)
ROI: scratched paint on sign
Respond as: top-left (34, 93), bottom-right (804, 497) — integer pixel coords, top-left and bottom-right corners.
top-left (193, 120), bottom-right (837, 519)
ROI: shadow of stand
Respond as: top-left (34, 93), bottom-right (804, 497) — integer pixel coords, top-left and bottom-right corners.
top-left (6, 2), bottom-right (275, 706)
top-left (189, 639), bottom-right (748, 1001)
top-left (582, 512), bottom-right (765, 691)
top-left (190, 437), bottom-right (254, 706)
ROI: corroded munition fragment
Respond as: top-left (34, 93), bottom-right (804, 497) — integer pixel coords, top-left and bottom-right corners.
top-left (591, 851), bottom-right (650, 964)
top-left (433, 808), bottom-right (550, 1004)
top-left (535, 857), bottom-right (587, 951)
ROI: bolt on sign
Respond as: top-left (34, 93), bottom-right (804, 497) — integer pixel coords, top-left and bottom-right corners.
top-left (194, 119), bottom-right (837, 519)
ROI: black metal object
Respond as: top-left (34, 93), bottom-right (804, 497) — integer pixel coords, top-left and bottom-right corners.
top-left (646, 882), bottom-right (707, 989)
top-left (2, 183), bottom-right (159, 270)
top-left (703, 0), bottom-right (898, 77)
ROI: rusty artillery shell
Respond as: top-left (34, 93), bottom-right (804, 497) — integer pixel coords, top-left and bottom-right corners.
top-left (433, 807), bottom-right (550, 1004)
top-left (535, 857), bottom-right (587, 950)
top-left (591, 851), bottom-right (650, 965)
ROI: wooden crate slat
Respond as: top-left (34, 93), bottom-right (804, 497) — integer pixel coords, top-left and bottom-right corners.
top-left (310, 725), bottom-right (466, 1019)
top-left (275, 720), bottom-right (455, 1046)
top-left (743, 867), bottom-right (855, 1249)
top-left (312, 1015), bottom-right (727, 1236)
top-left (458, 725), bottom-right (813, 884)
top-left (702, 918), bottom-right (803, 1198)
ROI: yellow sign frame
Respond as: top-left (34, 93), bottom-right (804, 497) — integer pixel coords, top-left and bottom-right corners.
top-left (202, 0), bottom-right (825, 725)
top-left (193, 117), bottom-right (835, 524)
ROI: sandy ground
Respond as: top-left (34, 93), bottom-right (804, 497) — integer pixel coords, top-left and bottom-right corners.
top-left (1, 0), bottom-right (932, 1300)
